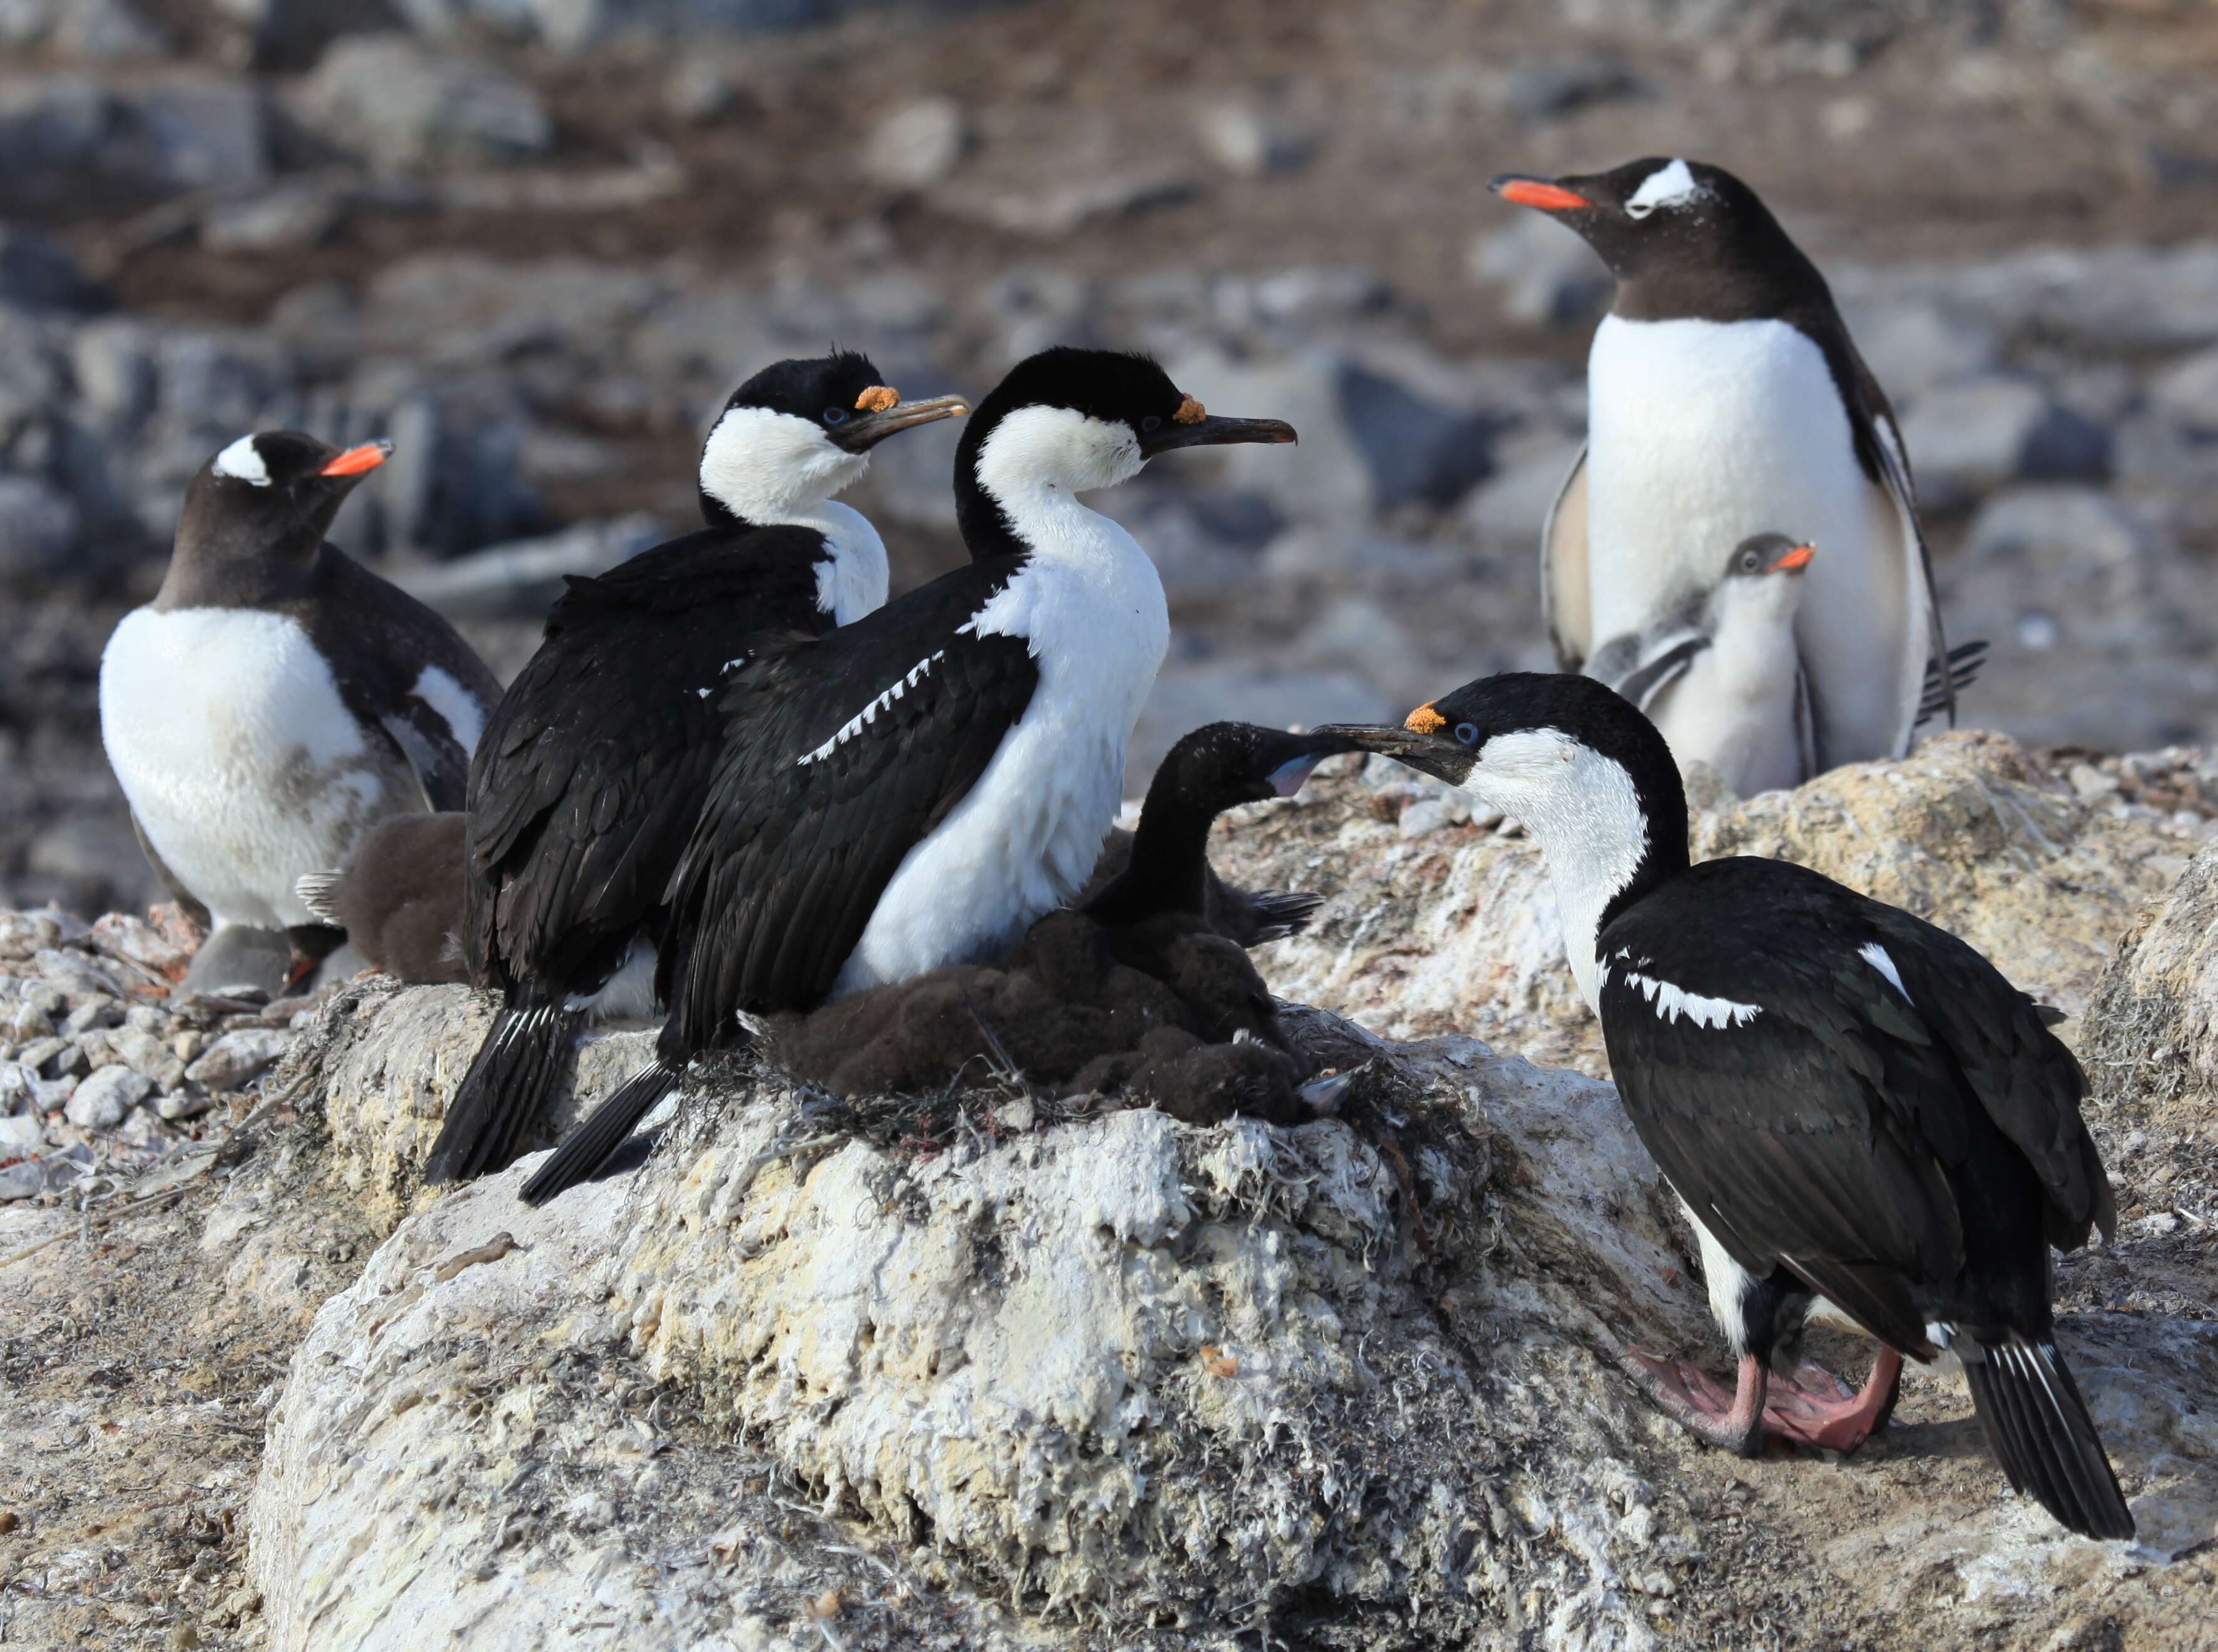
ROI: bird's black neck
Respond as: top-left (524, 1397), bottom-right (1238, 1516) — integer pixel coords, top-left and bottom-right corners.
top-left (700, 488), bottom-right (754, 531)
top-left (1090, 793), bottom-right (1217, 925)
top-left (952, 419), bottom-right (1029, 564)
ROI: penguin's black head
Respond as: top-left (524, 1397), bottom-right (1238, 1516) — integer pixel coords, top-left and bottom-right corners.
top-left (1488, 157), bottom-right (1811, 294)
top-left (1722, 532), bottom-right (1816, 581)
top-left (180, 430), bottom-right (392, 560)
top-left (699, 349), bottom-right (969, 525)
top-left (1148, 722), bottom-right (1364, 817)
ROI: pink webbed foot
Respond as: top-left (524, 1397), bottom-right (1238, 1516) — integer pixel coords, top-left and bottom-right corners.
top-left (1759, 1347), bottom-right (1903, 1455)
top-left (1621, 1345), bottom-right (1769, 1458)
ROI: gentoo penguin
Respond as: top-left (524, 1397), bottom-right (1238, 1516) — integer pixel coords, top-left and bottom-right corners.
top-left (519, 347), bottom-right (1297, 1203)
top-left (100, 431), bottom-right (499, 987)
top-left (1584, 533), bottom-right (1816, 797)
top-left (1323, 675), bottom-right (2132, 1540)
top-left (425, 353), bottom-right (967, 1184)
top-left (1083, 722), bottom-right (1360, 947)
top-left (296, 811), bottom-right (469, 985)
top-left (1490, 158), bottom-right (1952, 772)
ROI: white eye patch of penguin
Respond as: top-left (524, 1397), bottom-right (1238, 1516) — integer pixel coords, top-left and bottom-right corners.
top-left (1625, 158), bottom-right (1704, 218)
top-left (212, 434), bottom-right (271, 486)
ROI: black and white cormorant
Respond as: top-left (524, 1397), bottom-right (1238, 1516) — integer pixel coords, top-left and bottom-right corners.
top-left (1491, 156), bottom-right (1953, 773)
top-left (100, 431), bottom-right (498, 993)
top-left (1324, 673), bottom-right (2134, 1540)
top-left (425, 353), bottom-right (967, 1184)
top-left (520, 347), bottom-right (1297, 1203)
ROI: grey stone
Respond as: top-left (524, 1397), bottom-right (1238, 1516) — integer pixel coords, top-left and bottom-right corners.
top-left (63, 996), bottom-right (120, 1034)
top-left (69, 319), bottom-right (157, 427)
top-left (126, 76), bottom-right (268, 191)
top-left (156, 1088), bottom-right (215, 1121)
top-left (1461, 433), bottom-right (1583, 546)
top-left (0, 1158), bottom-right (41, 1199)
top-left (202, 182), bottom-right (348, 253)
top-left (1896, 378), bottom-right (2106, 507)
top-left (65, 1062), bottom-right (151, 1128)
top-left (185, 1027), bottom-right (291, 1092)
top-left (2152, 346), bottom-right (2218, 438)
top-left (862, 96), bottom-right (967, 189)
top-left (0, 225), bottom-right (110, 314)
top-left (295, 37), bottom-right (553, 170)
top-left (1965, 486), bottom-right (2147, 571)
top-left (1337, 360), bottom-right (1493, 510)
top-left (1193, 100), bottom-right (1312, 178)
top-left (210, 0), bottom-right (392, 68)
top-left (1496, 54), bottom-right (1643, 121)
top-left (942, 171), bottom-right (1195, 240)
top-left (1841, 300), bottom-right (1998, 400)
top-left (0, 1059), bottom-right (32, 1113)
top-left (0, 476), bottom-right (81, 581)
top-left (1396, 793), bottom-right (1472, 837)
top-left (392, 514), bottom-right (664, 620)
top-left (1466, 212), bottom-right (1610, 329)
top-left (0, 1109), bottom-right (43, 1153)
top-left (663, 58), bottom-right (742, 124)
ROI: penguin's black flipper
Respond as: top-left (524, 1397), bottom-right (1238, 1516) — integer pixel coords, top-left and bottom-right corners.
top-left (425, 989), bottom-right (585, 1183)
top-left (1916, 639), bottom-right (1988, 728)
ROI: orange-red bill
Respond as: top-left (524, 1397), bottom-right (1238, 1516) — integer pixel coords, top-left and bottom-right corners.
top-left (320, 442), bottom-right (390, 478)
top-left (1496, 179), bottom-right (1592, 213)
top-left (1775, 543), bottom-right (1816, 571)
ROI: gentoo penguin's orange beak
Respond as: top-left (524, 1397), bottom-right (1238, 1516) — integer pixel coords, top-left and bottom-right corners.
top-left (1774, 543), bottom-right (1816, 573)
top-left (319, 441), bottom-right (392, 478)
top-left (1490, 176), bottom-right (1592, 213)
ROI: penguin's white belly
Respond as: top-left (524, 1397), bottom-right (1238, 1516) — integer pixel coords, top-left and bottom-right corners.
top-left (1585, 315), bottom-right (1913, 763)
top-left (100, 607), bottom-right (417, 929)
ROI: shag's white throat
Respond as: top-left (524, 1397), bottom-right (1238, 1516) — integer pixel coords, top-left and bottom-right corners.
top-left (698, 405), bottom-right (889, 624)
top-left (213, 434), bottom-right (270, 486)
top-left (1451, 727), bottom-right (1650, 1011)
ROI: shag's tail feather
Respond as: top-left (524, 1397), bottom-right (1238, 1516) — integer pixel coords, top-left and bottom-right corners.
top-left (1916, 640), bottom-right (1989, 728)
top-left (1244, 889), bottom-right (1326, 946)
top-left (294, 870), bottom-right (344, 926)
top-left (519, 1058), bottom-right (682, 1206)
top-left (1961, 1333), bottom-right (2134, 1540)
top-left (424, 997), bottom-right (586, 1184)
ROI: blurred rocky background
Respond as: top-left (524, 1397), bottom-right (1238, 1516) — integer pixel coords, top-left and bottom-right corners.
top-left (4, 0), bottom-right (2218, 916)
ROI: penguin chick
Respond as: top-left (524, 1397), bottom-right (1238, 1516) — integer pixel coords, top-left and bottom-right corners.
top-left (296, 810), bottom-right (469, 985)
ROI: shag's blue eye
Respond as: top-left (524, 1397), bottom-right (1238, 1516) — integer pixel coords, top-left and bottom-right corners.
top-left (1454, 723), bottom-right (1480, 745)
top-left (822, 406), bottom-right (849, 425)
top-left (1140, 415), bottom-right (1162, 433)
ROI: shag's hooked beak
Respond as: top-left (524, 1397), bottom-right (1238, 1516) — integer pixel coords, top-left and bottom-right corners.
top-left (319, 439), bottom-right (392, 479)
top-left (1311, 718), bottom-right (1471, 785)
top-left (830, 392), bottom-right (971, 453)
top-left (1771, 542), bottom-right (1816, 574)
top-left (1139, 414), bottom-right (1299, 459)
top-left (1489, 173), bottom-right (1593, 213)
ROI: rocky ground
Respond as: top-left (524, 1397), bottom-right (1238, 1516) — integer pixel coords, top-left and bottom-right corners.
top-left (3, 732), bottom-right (2214, 1650)
top-left (7, 0), bottom-right (2218, 916)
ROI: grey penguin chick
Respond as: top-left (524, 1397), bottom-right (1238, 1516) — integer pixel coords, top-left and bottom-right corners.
top-left (296, 810), bottom-right (470, 985)
top-left (1585, 533), bottom-right (1816, 798)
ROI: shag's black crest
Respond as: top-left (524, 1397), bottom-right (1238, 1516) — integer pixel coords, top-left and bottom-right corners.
top-left (953, 347), bottom-right (1187, 561)
top-left (725, 349), bottom-right (887, 424)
